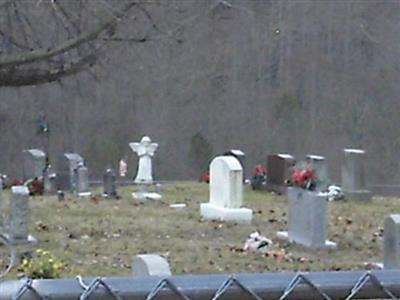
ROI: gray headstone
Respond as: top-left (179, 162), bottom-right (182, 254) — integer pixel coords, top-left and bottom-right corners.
top-left (266, 153), bottom-right (296, 195)
top-left (22, 149), bottom-right (46, 181)
top-left (132, 254), bottom-right (171, 277)
top-left (103, 169), bottom-right (117, 198)
top-left (341, 149), bottom-right (372, 201)
top-left (74, 165), bottom-right (90, 195)
top-left (384, 214), bottom-right (400, 269)
top-left (306, 154), bottom-right (329, 190)
top-left (56, 153), bottom-right (83, 192)
top-left (223, 149), bottom-right (245, 180)
top-left (43, 169), bottom-right (57, 194)
top-left (10, 186), bottom-right (30, 242)
top-left (277, 187), bottom-right (336, 249)
top-left (0, 178), bottom-right (3, 228)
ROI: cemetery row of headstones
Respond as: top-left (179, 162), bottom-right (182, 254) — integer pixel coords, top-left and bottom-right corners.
top-left (21, 149), bottom-right (118, 198)
top-left (20, 135), bottom-right (164, 198)
top-left (265, 148), bottom-right (372, 201)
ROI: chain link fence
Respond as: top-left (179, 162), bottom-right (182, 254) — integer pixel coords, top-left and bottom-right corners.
top-left (2, 270), bottom-right (400, 300)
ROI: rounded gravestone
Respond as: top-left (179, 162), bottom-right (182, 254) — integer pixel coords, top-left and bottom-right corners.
top-left (132, 254), bottom-right (171, 277)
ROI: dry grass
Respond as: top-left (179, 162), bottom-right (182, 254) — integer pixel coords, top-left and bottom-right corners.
top-left (3, 182), bottom-right (400, 278)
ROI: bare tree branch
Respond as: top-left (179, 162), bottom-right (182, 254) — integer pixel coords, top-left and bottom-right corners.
top-left (0, 52), bottom-right (97, 86)
top-left (0, 1), bottom-right (137, 68)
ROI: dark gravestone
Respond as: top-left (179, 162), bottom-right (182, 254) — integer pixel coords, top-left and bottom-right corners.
top-left (56, 153), bottom-right (83, 192)
top-left (103, 169), bottom-right (117, 198)
top-left (266, 153), bottom-right (296, 195)
top-left (22, 149), bottom-right (46, 181)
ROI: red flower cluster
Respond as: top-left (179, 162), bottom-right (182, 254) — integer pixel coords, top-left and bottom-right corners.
top-left (253, 165), bottom-right (267, 177)
top-left (199, 174), bottom-right (210, 184)
top-left (288, 168), bottom-right (318, 190)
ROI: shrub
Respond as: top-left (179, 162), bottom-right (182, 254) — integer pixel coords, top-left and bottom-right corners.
top-left (18, 249), bottom-right (66, 279)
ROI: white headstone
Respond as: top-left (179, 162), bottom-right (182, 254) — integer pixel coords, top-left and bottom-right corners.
top-left (277, 187), bottom-right (336, 249)
top-left (200, 156), bottom-right (252, 224)
top-left (129, 136), bottom-right (158, 185)
top-left (132, 254), bottom-right (171, 277)
top-left (384, 214), bottom-right (400, 269)
top-left (341, 148), bottom-right (372, 201)
top-left (209, 156), bottom-right (243, 208)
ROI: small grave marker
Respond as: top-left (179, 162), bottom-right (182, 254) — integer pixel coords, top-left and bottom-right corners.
top-left (132, 254), bottom-right (171, 277)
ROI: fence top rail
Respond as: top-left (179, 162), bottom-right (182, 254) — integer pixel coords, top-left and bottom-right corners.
top-left (2, 270), bottom-right (400, 300)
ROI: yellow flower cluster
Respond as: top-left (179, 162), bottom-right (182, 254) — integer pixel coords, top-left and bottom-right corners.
top-left (18, 248), bottom-right (66, 279)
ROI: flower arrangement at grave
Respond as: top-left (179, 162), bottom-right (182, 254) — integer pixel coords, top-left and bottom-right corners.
top-left (18, 248), bottom-right (66, 279)
top-left (286, 162), bottom-right (318, 191)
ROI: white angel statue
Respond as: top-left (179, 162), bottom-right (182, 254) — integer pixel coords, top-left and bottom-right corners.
top-left (129, 136), bottom-right (158, 184)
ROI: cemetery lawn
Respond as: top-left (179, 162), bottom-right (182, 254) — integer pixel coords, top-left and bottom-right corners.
top-left (4, 182), bottom-right (399, 278)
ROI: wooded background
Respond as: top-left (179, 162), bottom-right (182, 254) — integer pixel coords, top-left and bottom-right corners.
top-left (0, 0), bottom-right (399, 184)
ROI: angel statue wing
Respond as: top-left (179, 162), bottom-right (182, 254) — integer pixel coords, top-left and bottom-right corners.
top-left (129, 143), bottom-right (140, 154)
top-left (147, 143), bottom-right (159, 156)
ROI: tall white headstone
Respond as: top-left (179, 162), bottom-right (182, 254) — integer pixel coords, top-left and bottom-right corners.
top-left (200, 156), bottom-right (252, 224)
top-left (130, 136), bottom-right (158, 184)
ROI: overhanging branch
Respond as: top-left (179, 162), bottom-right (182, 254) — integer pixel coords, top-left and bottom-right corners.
top-left (0, 1), bottom-right (137, 69)
top-left (0, 53), bottom-right (97, 86)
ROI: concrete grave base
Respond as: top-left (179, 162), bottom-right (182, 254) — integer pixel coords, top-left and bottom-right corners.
top-left (132, 192), bottom-right (162, 202)
top-left (367, 262), bottom-right (383, 269)
top-left (78, 192), bottom-right (92, 197)
top-left (4, 234), bottom-right (39, 255)
top-left (200, 203), bottom-right (252, 224)
top-left (276, 231), bottom-right (337, 249)
top-left (344, 190), bottom-right (373, 201)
